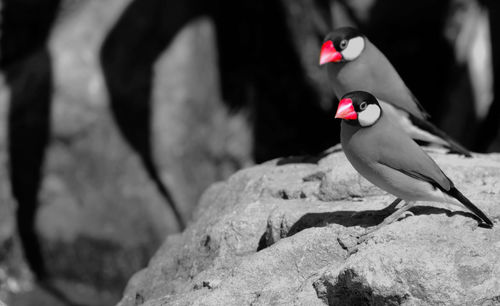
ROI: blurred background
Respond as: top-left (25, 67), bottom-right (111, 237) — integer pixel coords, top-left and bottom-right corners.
top-left (0, 0), bottom-right (499, 305)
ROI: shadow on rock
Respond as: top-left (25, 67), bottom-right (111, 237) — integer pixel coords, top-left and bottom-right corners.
top-left (314, 268), bottom-right (409, 306)
top-left (288, 206), bottom-right (482, 238)
top-left (258, 205), bottom-right (479, 252)
top-left (276, 145), bottom-right (343, 166)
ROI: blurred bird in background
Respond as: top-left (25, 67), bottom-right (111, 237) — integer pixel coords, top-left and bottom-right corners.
top-left (319, 27), bottom-right (471, 156)
top-left (326, 0), bottom-right (499, 151)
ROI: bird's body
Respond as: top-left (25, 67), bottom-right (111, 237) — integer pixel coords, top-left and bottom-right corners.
top-left (328, 39), bottom-right (426, 120)
top-left (321, 27), bottom-right (471, 156)
top-left (342, 111), bottom-right (454, 204)
top-left (335, 91), bottom-right (493, 230)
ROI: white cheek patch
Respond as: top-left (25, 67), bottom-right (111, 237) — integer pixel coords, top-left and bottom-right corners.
top-left (358, 104), bottom-right (381, 127)
top-left (341, 37), bottom-right (365, 61)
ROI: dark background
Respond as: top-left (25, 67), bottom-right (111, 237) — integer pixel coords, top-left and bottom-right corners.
top-left (0, 0), bottom-right (499, 305)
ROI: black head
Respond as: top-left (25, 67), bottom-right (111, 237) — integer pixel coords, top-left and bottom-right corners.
top-left (335, 91), bottom-right (382, 127)
top-left (320, 27), bottom-right (365, 65)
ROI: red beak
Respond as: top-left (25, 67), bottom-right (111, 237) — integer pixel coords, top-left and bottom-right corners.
top-left (319, 40), bottom-right (342, 65)
top-left (335, 98), bottom-right (357, 120)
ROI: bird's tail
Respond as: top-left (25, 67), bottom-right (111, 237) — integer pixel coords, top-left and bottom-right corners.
top-left (447, 187), bottom-right (493, 228)
top-left (410, 116), bottom-right (472, 157)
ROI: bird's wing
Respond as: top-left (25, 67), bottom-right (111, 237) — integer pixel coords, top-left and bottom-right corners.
top-left (375, 125), bottom-right (453, 192)
top-left (408, 114), bottom-right (472, 156)
top-left (406, 89), bottom-right (430, 118)
top-left (372, 67), bottom-right (430, 120)
top-left (366, 41), bottom-right (431, 120)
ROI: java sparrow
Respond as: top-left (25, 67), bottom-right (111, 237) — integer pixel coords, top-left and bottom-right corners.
top-left (320, 27), bottom-right (471, 157)
top-left (335, 91), bottom-right (493, 235)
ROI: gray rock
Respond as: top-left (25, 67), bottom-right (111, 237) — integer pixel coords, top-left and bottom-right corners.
top-left (118, 150), bottom-right (500, 305)
top-left (0, 0), bottom-right (251, 303)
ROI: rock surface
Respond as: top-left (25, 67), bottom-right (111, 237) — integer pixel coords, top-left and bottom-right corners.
top-left (0, 0), bottom-right (251, 304)
top-left (118, 149), bottom-right (500, 306)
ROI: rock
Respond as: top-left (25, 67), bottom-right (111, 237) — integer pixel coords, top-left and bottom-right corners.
top-left (314, 216), bottom-right (500, 306)
top-left (0, 0), bottom-right (251, 304)
top-left (118, 150), bottom-right (500, 305)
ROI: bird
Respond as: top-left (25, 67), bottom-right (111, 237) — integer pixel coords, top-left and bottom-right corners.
top-left (335, 91), bottom-right (493, 239)
top-left (319, 27), bottom-right (471, 157)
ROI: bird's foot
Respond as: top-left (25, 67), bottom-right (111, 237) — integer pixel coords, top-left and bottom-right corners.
top-left (356, 227), bottom-right (377, 245)
top-left (341, 230), bottom-right (376, 255)
top-left (361, 198), bottom-right (402, 218)
top-left (347, 201), bottom-right (416, 255)
top-left (337, 232), bottom-right (362, 255)
top-left (346, 226), bottom-right (384, 255)
top-left (346, 233), bottom-right (372, 255)
top-left (398, 210), bottom-right (414, 220)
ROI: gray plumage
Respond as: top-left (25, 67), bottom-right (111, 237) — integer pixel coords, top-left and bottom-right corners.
top-left (328, 37), bottom-right (428, 120)
top-left (339, 91), bottom-right (492, 227)
top-left (322, 27), bottom-right (471, 156)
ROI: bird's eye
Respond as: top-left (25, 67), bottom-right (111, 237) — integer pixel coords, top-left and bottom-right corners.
top-left (359, 101), bottom-right (367, 110)
top-left (340, 39), bottom-right (348, 49)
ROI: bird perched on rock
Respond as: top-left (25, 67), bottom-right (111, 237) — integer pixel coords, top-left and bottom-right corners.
top-left (320, 27), bottom-right (471, 157)
top-left (335, 91), bottom-right (493, 238)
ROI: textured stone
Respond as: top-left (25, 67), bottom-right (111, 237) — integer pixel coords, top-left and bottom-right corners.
top-left (0, 0), bottom-right (251, 304)
top-left (118, 149), bottom-right (500, 305)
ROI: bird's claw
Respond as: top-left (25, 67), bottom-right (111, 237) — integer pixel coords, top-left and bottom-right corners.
top-left (344, 231), bottom-right (374, 255)
top-left (356, 230), bottom-right (374, 245)
top-left (398, 211), bottom-right (414, 220)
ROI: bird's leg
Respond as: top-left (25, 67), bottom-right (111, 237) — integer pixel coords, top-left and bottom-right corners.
top-left (360, 198), bottom-right (402, 218)
top-left (376, 198), bottom-right (402, 214)
top-left (358, 201), bottom-right (416, 244)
